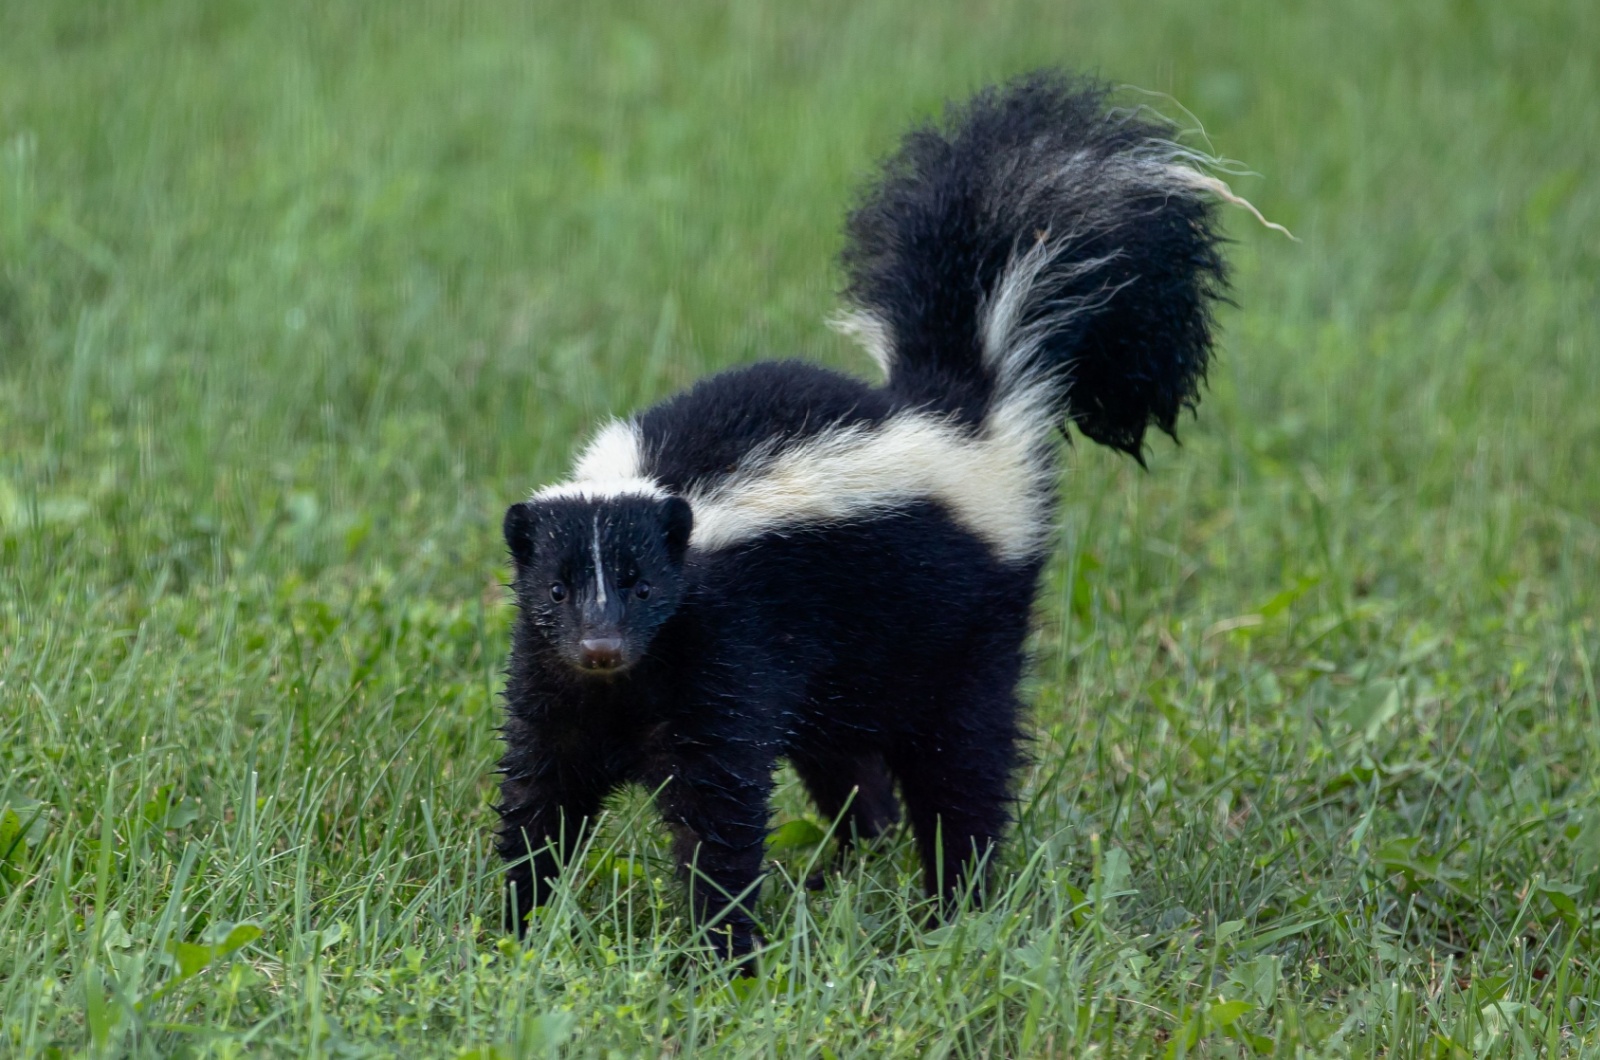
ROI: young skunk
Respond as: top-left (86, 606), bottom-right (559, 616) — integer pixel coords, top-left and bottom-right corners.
top-left (497, 71), bottom-right (1233, 960)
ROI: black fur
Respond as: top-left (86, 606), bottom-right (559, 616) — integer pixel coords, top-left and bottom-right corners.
top-left (843, 70), bottom-right (1227, 453)
top-left (638, 360), bottom-right (895, 494)
top-left (495, 71), bottom-right (1230, 964)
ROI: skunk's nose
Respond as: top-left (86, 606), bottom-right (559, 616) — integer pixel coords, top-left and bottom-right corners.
top-left (578, 637), bottom-right (625, 670)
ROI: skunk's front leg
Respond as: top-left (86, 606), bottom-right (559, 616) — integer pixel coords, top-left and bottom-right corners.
top-left (647, 749), bottom-right (775, 964)
top-left (495, 741), bottom-right (616, 936)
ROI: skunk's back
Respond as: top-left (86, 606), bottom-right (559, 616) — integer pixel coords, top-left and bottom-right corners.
top-left (536, 72), bottom-right (1238, 565)
top-left (638, 361), bottom-right (894, 495)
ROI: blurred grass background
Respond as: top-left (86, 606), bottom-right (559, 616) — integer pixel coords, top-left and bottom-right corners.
top-left (2, 0), bottom-right (1598, 1056)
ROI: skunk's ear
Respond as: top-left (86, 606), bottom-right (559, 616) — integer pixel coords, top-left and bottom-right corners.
top-left (503, 502), bottom-right (540, 566)
top-left (659, 496), bottom-right (693, 563)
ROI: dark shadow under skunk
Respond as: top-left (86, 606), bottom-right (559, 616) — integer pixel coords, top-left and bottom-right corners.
top-left (496, 71), bottom-right (1242, 963)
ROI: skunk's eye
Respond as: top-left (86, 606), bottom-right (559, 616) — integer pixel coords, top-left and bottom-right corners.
top-left (634, 580), bottom-right (652, 600)
top-left (549, 582), bottom-right (568, 603)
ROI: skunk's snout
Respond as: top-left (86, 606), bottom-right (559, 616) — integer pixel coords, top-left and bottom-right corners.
top-left (578, 636), bottom-right (625, 671)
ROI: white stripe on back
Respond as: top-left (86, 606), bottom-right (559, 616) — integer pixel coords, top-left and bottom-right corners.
top-left (532, 420), bottom-right (665, 503)
top-left (684, 403), bottom-right (1054, 562)
top-left (531, 391), bottom-right (1061, 563)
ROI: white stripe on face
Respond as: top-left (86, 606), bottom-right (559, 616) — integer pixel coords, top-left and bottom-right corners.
top-left (591, 512), bottom-right (609, 609)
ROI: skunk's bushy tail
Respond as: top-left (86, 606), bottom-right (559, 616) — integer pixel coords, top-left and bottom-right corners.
top-left (839, 71), bottom-right (1230, 459)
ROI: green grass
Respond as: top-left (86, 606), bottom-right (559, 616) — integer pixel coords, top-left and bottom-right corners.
top-left (2, 0), bottom-right (1598, 1055)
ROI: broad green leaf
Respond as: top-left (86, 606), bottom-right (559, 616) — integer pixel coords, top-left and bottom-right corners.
top-left (767, 818), bottom-right (827, 851)
top-left (218, 923), bottom-right (263, 955)
top-left (1209, 999), bottom-right (1253, 1028)
top-left (171, 941), bottom-right (214, 981)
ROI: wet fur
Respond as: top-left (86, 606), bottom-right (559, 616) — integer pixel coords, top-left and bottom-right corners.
top-left (496, 71), bottom-right (1230, 963)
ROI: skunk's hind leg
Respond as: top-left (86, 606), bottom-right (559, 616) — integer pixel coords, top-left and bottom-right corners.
top-left (792, 750), bottom-right (901, 890)
top-left (793, 750), bottom-right (901, 846)
top-left (889, 691), bottom-right (1024, 910)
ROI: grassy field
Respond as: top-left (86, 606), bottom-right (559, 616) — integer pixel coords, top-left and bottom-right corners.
top-left (2, 0), bottom-right (1598, 1055)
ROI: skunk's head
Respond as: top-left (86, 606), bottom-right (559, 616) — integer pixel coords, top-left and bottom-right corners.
top-left (503, 494), bottom-right (693, 676)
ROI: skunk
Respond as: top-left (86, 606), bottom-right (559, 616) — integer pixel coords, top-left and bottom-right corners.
top-left (496, 71), bottom-right (1233, 961)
